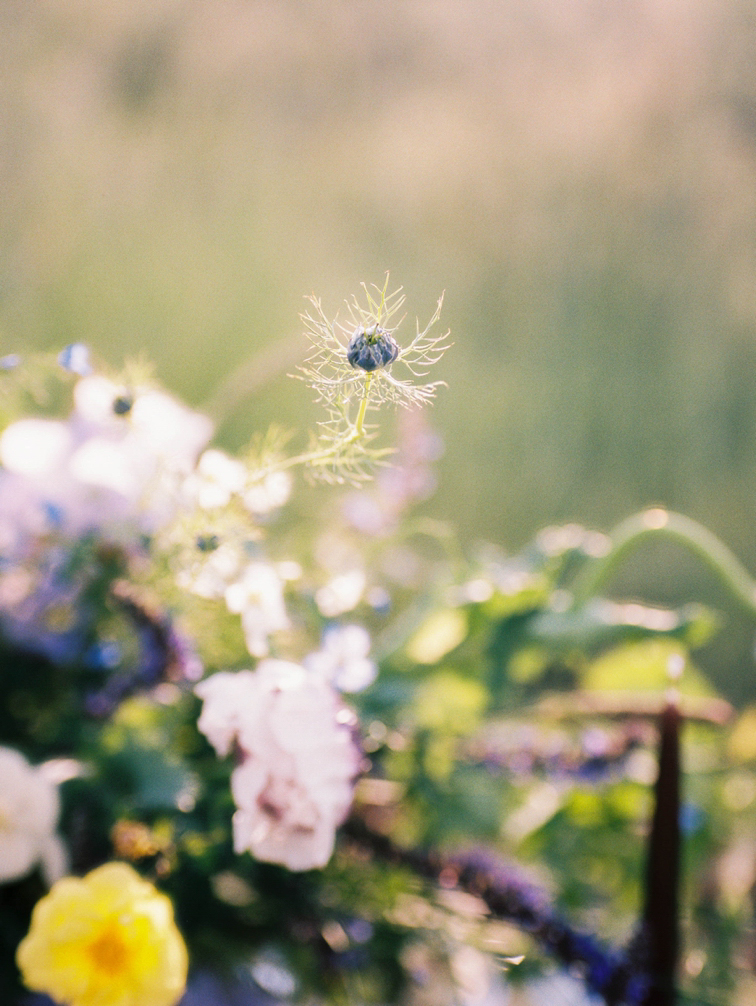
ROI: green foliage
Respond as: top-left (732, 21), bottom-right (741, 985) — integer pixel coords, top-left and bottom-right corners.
top-left (3, 345), bottom-right (756, 1005)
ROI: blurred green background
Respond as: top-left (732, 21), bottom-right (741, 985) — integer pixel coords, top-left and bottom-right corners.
top-left (5, 0), bottom-right (756, 698)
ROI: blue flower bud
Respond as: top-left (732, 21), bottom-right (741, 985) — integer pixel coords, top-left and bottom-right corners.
top-left (347, 325), bottom-right (399, 372)
top-left (196, 534), bottom-right (220, 552)
top-left (58, 343), bottom-right (92, 375)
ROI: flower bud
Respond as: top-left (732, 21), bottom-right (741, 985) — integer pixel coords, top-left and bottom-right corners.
top-left (346, 325), bottom-right (399, 372)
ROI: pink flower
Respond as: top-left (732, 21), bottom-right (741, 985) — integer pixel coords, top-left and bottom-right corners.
top-left (195, 661), bottom-right (361, 871)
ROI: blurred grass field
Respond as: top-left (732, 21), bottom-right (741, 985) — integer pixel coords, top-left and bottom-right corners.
top-left (5, 0), bottom-right (756, 699)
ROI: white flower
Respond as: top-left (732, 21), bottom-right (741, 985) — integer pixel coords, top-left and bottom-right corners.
top-left (0, 374), bottom-right (213, 660)
top-left (224, 562), bottom-right (290, 657)
top-left (195, 662), bottom-right (361, 871)
top-left (0, 377), bottom-right (213, 546)
top-left (176, 542), bottom-right (242, 600)
top-left (186, 449), bottom-right (247, 510)
top-left (243, 471), bottom-right (292, 515)
top-left (68, 436), bottom-right (143, 498)
top-left (73, 374), bottom-right (126, 426)
top-left (0, 420), bottom-right (73, 478)
top-left (130, 389), bottom-right (212, 466)
top-left (315, 569), bottom-right (366, 618)
top-left (0, 747), bottom-right (67, 885)
top-left (305, 624), bottom-right (377, 692)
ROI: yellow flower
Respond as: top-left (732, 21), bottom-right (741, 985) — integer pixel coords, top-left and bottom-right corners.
top-left (17, 861), bottom-right (188, 1006)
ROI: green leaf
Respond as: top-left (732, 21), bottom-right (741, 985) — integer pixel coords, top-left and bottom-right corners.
top-left (583, 639), bottom-right (716, 696)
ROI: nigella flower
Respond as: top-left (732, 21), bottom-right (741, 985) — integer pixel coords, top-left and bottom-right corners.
top-left (346, 325), bottom-right (399, 372)
top-left (299, 277), bottom-right (450, 411)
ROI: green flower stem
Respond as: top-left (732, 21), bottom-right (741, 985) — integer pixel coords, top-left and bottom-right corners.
top-left (355, 374), bottom-right (372, 437)
top-left (571, 509), bottom-right (756, 616)
top-left (244, 379), bottom-right (382, 481)
top-left (252, 421), bottom-right (373, 477)
top-left (271, 438), bottom-right (360, 473)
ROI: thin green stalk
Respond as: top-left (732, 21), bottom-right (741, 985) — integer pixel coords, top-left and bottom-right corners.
top-left (571, 510), bottom-right (756, 616)
top-left (355, 373), bottom-right (372, 437)
top-left (249, 416), bottom-right (374, 479)
top-left (273, 440), bottom-right (358, 473)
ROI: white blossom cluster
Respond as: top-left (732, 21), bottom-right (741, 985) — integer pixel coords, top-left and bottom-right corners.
top-left (0, 373), bottom-right (212, 658)
top-left (182, 448), bottom-right (291, 516)
top-left (178, 551), bottom-right (294, 658)
top-left (177, 521), bottom-right (370, 663)
top-left (171, 446), bottom-right (295, 659)
top-left (195, 660), bottom-right (361, 870)
top-left (0, 361), bottom-right (297, 662)
top-left (0, 374), bottom-right (212, 547)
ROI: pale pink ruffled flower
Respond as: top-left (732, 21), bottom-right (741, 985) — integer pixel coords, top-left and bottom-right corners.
top-left (195, 661), bottom-right (361, 871)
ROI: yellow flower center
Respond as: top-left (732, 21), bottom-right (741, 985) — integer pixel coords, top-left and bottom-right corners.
top-left (87, 923), bottom-right (129, 975)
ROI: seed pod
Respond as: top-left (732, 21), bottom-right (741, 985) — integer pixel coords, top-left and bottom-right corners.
top-left (346, 325), bottom-right (400, 372)
top-left (113, 394), bottom-right (134, 415)
top-left (196, 534), bottom-right (220, 552)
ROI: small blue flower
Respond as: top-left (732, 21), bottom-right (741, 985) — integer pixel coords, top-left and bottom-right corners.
top-left (85, 640), bottom-right (123, 670)
top-left (680, 801), bottom-right (704, 835)
top-left (42, 502), bottom-right (66, 530)
top-left (0, 353), bottom-right (21, 370)
top-left (58, 343), bottom-right (92, 376)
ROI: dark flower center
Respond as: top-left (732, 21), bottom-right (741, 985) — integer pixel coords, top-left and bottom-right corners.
top-left (112, 395), bottom-right (134, 416)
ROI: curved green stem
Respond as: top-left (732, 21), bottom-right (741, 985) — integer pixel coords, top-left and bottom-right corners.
top-left (571, 509), bottom-right (756, 616)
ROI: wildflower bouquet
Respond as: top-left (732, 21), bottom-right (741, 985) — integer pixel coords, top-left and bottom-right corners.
top-left (1, 282), bottom-right (755, 1006)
